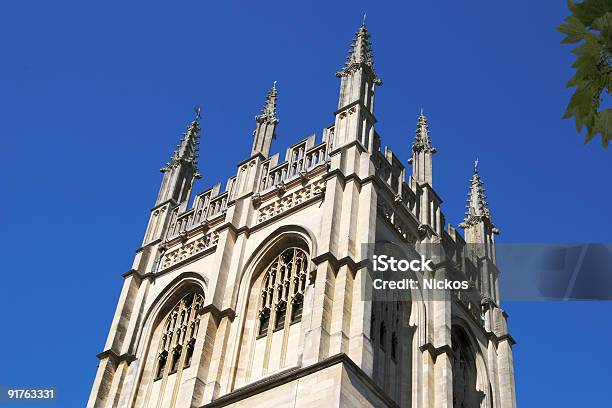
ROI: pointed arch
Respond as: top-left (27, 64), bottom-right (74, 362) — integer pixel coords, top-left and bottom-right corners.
top-left (135, 272), bottom-right (208, 354)
top-left (223, 225), bottom-right (317, 390)
top-left (450, 320), bottom-right (492, 408)
top-left (124, 272), bottom-right (208, 408)
top-left (152, 292), bottom-right (204, 380)
top-left (229, 225), bottom-right (317, 310)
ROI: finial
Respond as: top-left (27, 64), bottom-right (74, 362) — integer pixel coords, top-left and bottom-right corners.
top-left (161, 108), bottom-right (202, 173)
top-left (413, 110), bottom-right (436, 153)
top-left (460, 158), bottom-right (496, 231)
top-left (336, 17), bottom-right (381, 84)
top-left (256, 84), bottom-right (279, 124)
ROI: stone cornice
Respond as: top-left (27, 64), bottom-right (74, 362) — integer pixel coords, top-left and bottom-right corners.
top-left (495, 334), bottom-right (517, 346)
top-left (417, 181), bottom-right (444, 204)
top-left (328, 138), bottom-right (369, 156)
top-left (134, 238), bottom-right (162, 254)
top-left (122, 268), bottom-right (154, 281)
top-left (333, 100), bottom-right (378, 124)
top-left (200, 304), bottom-right (236, 324)
top-left (235, 152), bottom-right (265, 167)
top-left (149, 198), bottom-right (177, 213)
top-left (200, 353), bottom-right (399, 408)
top-left (311, 251), bottom-right (367, 273)
top-left (96, 349), bottom-right (136, 365)
top-left (419, 343), bottom-right (454, 362)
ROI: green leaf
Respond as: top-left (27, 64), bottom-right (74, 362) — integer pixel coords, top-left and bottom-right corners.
top-left (592, 10), bottom-right (612, 31)
top-left (559, 16), bottom-right (590, 43)
top-left (560, 1), bottom-right (612, 149)
top-left (571, 0), bottom-right (612, 27)
top-left (594, 108), bottom-right (612, 148)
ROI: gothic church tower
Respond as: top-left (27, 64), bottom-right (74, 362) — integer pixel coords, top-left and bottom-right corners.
top-left (88, 22), bottom-right (516, 408)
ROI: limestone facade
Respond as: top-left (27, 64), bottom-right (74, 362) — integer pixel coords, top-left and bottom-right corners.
top-left (88, 22), bottom-right (516, 408)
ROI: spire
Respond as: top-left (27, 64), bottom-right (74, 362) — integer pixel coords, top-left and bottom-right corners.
top-left (412, 110), bottom-right (436, 153)
top-left (409, 111), bottom-right (436, 185)
top-left (251, 84), bottom-right (279, 158)
top-left (256, 83), bottom-right (279, 125)
top-left (162, 107), bottom-right (202, 178)
top-left (336, 20), bottom-right (381, 85)
top-left (459, 161), bottom-right (497, 231)
top-left (154, 107), bottom-right (202, 208)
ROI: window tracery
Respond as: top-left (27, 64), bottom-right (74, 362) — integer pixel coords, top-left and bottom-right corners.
top-left (379, 322), bottom-right (387, 350)
top-left (391, 332), bottom-right (398, 360)
top-left (452, 327), bottom-right (480, 408)
top-left (370, 313), bottom-right (376, 340)
top-left (154, 292), bottom-right (203, 380)
top-left (257, 247), bottom-right (309, 337)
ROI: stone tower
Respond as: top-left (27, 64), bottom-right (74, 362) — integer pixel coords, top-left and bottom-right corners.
top-left (88, 22), bottom-right (516, 408)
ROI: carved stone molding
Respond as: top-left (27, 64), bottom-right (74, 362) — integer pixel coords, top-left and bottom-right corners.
top-left (453, 290), bottom-right (484, 324)
top-left (274, 182), bottom-right (286, 195)
top-left (419, 343), bottom-right (454, 363)
top-left (96, 349), bottom-right (136, 365)
top-left (201, 353), bottom-right (399, 408)
top-left (251, 193), bottom-right (262, 207)
top-left (417, 224), bottom-right (436, 240)
top-left (258, 179), bottom-right (326, 223)
top-left (378, 198), bottom-right (417, 242)
top-left (298, 169), bottom-right (309, 183)
top-left (160, 230), bottom-right (220, 270)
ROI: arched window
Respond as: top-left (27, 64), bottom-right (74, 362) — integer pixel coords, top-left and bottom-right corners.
top-left (184, 338), bottom-right (195, 368)
top-left (370, 299), bottom-right (412, 405)
top-left (274, 301), bottom-right (287, 330)
top-left (257, 247), bottom-right (309, 337)
top-left (169, 344), bottom-right (182, 374)
top-left (452, 326), bottom-right (481, 408)
top-left (391, 332), bottom-right (398, 360)
top-left (153, 292), bottom-right (203, 381)
top-left (370, 313), bottom-right (376, 340)
top-left (379, 322), bottom-right (387, 350)
top-left (291, 293), bottom-right (303, 322)
top-left (155, 351), bottom-right (168, 380)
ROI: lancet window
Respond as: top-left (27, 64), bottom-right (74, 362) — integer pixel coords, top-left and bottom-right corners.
top-left (154, 292), bottom-right (203, 380)
top-left (257, 247), bottom-right (309, 337)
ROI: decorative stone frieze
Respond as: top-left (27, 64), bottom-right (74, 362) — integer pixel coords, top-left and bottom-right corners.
top-left (258, 179), bottom-right (326, 223)
top-left (160, 230), bottom-right (220, 270)
top-left (378, 198), bottom-right (417, 242)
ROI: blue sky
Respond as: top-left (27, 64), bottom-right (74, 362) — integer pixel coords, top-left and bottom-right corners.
top-left (0, 1), bottom-right (610, 406)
